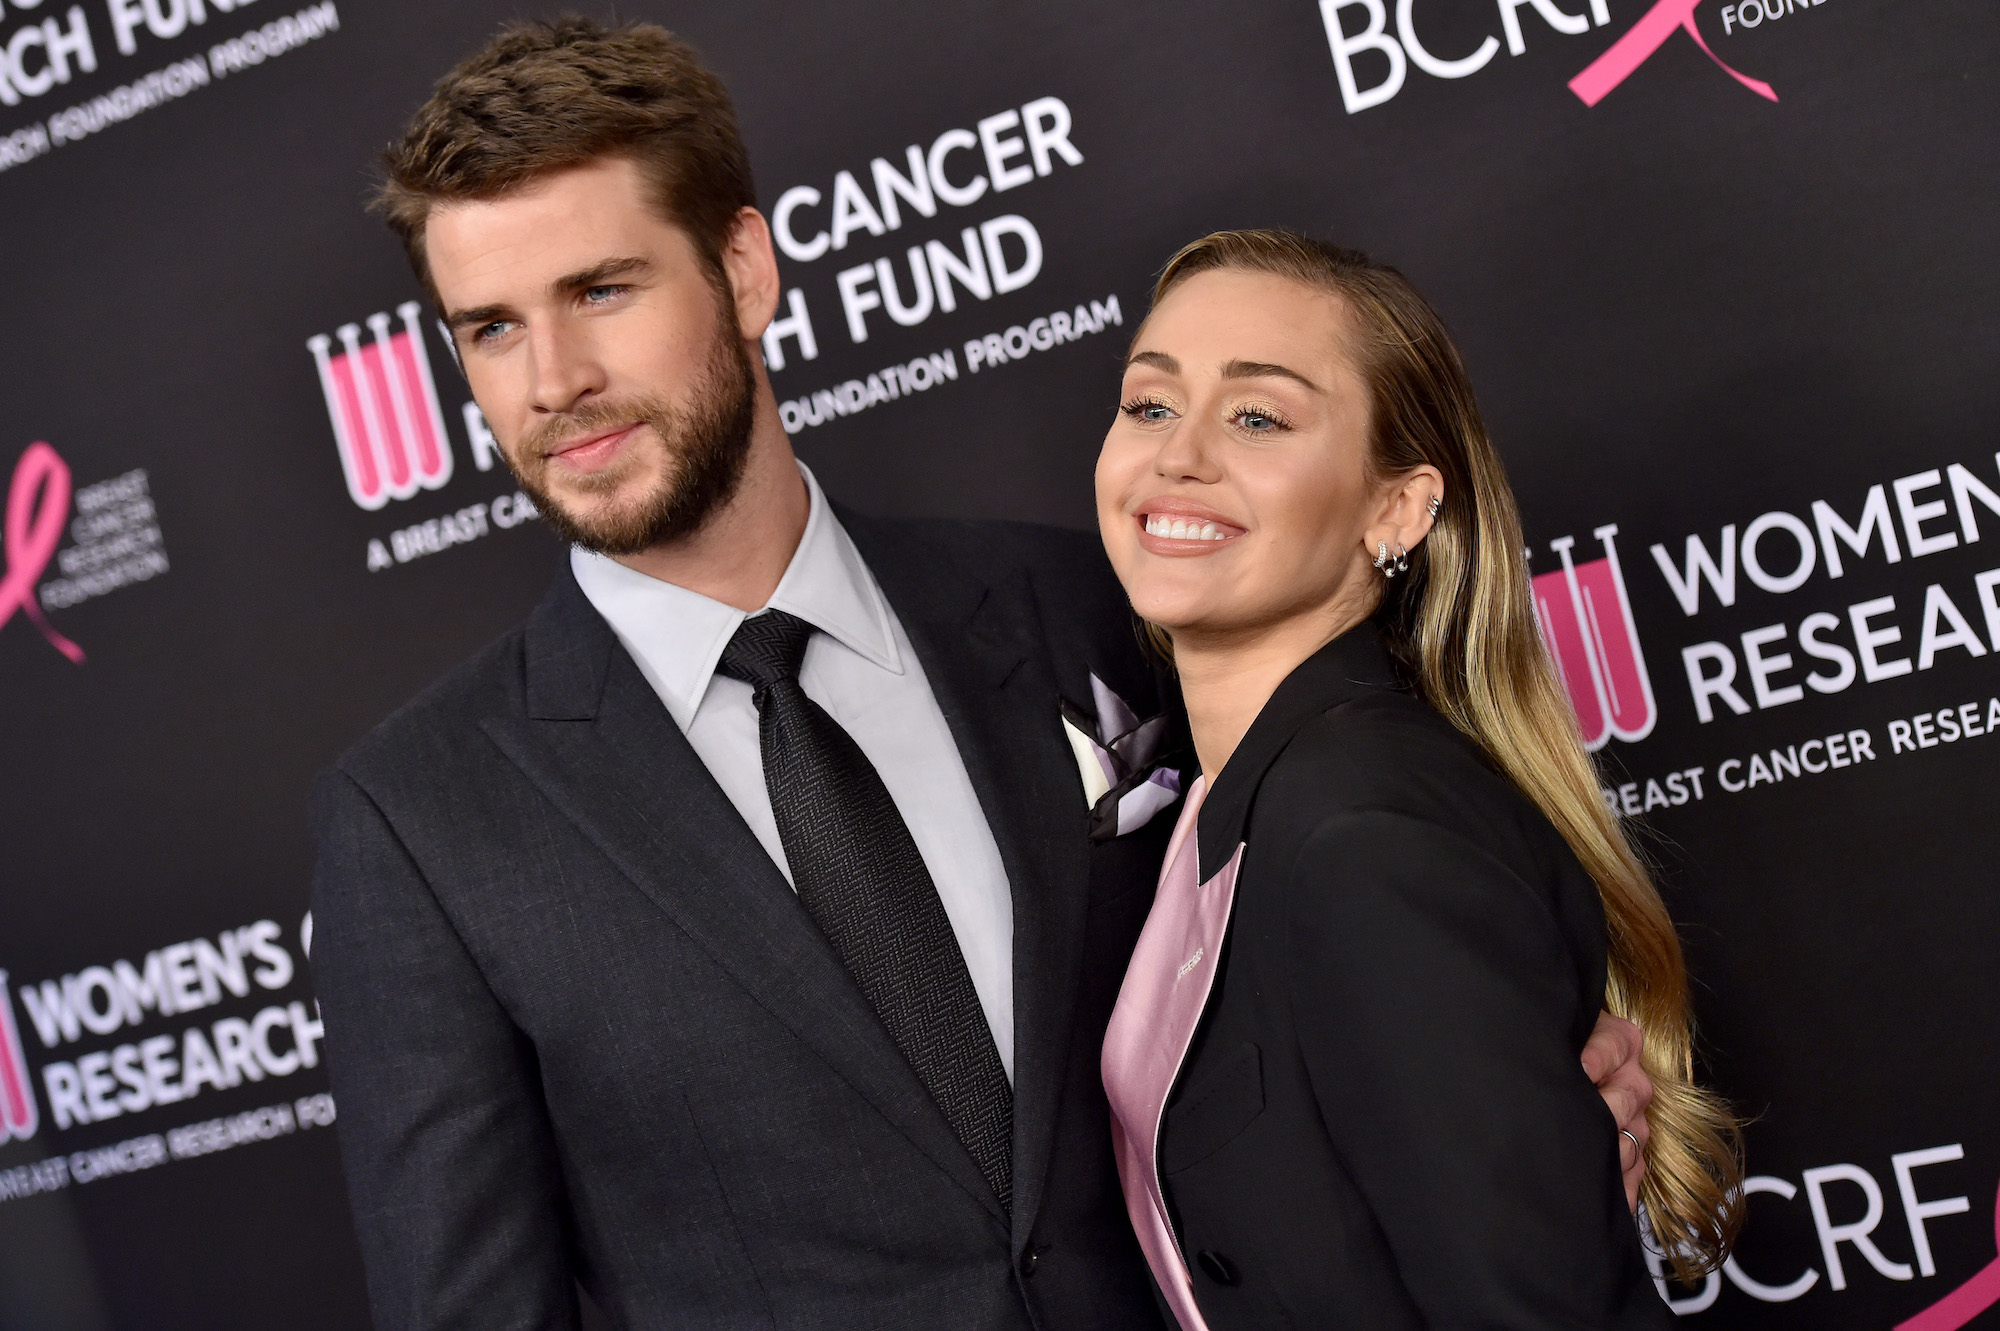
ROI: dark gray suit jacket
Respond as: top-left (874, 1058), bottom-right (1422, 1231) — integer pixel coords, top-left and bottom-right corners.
top-left (309, 515), bottom-right (1175, 1331)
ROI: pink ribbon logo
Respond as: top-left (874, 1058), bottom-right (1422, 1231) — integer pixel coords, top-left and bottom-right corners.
top-left (1, 442), bottom-right (85, 664)
top-left (1570, 0), bottom-right (1777, 107)
top-left (1897, 1181), bottom-right (2000, 1331)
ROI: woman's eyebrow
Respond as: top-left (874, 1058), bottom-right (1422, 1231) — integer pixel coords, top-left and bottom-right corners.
top-left (1220, 359), bottom-right (1322, 393)
top-left (1123, 350), bottom-right (1321, 394)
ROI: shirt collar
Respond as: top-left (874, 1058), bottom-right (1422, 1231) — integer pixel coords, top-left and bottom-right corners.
top-left (569, 462), bottom-right (903, 730)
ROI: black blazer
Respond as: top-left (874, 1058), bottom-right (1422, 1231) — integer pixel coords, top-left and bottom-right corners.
top-left (309, 515), bottom-right (1174, 1331)
top-left (1157, 624), bottom-right (1671, 1330)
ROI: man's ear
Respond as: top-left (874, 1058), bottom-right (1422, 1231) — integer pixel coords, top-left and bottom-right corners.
top-left (1363, 465), bottom-right (1445, 559)
top-left (720, 206), bottom-right (782, 342)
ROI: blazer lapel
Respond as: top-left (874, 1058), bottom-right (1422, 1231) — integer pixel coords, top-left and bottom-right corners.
top-left (483, 567), bottom-right (1007, 1225)
top-left (845, 516), bottom-right (1095, 1254)
top-left (1195, 620), bottom-right (1402, 880)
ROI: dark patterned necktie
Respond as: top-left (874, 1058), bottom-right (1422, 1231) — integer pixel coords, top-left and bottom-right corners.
top-left (718, 609), bottom-right (1013, 1210)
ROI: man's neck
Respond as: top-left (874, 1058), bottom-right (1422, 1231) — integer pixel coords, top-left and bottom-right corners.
top-left (609, 410), bottom-right (809, 612)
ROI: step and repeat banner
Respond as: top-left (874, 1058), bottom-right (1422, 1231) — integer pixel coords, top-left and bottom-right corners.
top-left (1, 0), bottom-right (1994, 1326)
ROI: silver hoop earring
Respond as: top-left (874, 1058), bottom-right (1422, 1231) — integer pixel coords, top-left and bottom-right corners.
top-left (1373, 540), bottom-right (1390, 574)
top-left (1427, 495), bottom-right (1442, 518)
top-left (1394, 545), bottom-right (1411, 575)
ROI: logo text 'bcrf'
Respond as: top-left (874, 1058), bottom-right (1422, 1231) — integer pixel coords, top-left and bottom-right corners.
top-left (1321, 0), bottom-right (1780, 115)
top-left (308, 302), bottom-right (453, 512)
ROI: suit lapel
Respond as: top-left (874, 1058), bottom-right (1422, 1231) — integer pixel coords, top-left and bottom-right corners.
top-left (846, 517), bottom-right (1095, 1254)
top-left (485, 568), bottom-right (1006, 1224)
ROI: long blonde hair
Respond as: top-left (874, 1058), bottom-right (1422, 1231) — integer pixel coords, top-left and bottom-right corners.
top-left (1150, 230), bottom-right (1742, 1279)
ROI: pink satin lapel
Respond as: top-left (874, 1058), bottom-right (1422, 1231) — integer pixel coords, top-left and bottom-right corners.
top-left (1102, 776), bottom-right (1244, 1331)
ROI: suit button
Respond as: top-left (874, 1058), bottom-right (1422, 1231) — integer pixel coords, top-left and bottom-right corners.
top-left (1197, 1250), bottom-right (1240, 1286)
top-left (1019, 1247), bottom-right (1039, 1277)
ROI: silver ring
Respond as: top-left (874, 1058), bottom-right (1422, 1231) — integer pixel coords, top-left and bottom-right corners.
top-left (1620, 1129), bottom-right (1641, 1153)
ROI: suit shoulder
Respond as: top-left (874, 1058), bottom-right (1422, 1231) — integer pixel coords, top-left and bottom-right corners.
top-left (330, 624), bottom-right (530, 791)
top-left (1254, 694), bottom-right (1600, 939)
top-left (1273, 689), bottom-right (1491, 789)
top-left (865, 515), bottom-right (1127, 624)
top-left (1256, 690), bottom-right (1551, 857)
top-left (874, 516), bottom-right (1114, 584)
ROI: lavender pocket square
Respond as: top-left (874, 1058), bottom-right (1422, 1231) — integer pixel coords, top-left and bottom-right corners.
top-left (1061, 673), bottom-right (1183, 843)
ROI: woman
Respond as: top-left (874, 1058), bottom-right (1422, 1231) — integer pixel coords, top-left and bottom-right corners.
top-left (1097, 231), bottom-right (1740, 1329)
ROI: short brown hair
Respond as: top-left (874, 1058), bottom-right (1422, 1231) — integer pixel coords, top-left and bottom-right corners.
top-left (376, 16), bottom-right (755, 305)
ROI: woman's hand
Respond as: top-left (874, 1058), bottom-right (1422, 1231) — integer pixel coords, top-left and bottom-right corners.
top-left (1581, 1012), bottom-right (1653, 1211)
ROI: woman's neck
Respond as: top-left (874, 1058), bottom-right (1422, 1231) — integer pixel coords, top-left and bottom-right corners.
top-left (1174, 597), bottom-right (1374, 785)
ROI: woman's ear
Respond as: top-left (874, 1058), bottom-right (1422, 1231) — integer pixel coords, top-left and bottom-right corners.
top-left (1363, 466), bottom-right (1445, 563)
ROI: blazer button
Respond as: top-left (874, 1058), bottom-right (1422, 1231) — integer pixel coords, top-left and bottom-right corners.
top-left (1197, 1250), bottom-right (1240, 1286)
top-left (1019, 1247), bottom-right (1039, 1277)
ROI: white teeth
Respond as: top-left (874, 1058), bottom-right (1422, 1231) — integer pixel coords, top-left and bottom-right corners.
top-left (1145, 514), bottom-right (1232, 540)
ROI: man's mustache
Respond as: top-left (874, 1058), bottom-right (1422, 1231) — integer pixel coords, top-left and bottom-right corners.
top-left (519, 397), bottom-right (670, 459)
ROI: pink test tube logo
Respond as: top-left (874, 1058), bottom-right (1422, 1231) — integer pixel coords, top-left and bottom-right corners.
top-left (1533, 524), bottom-right (1658, 751)
top-left (307, 301), bottom-right (454, 512)
top-left (0, 971), bottom-right (39, 1143)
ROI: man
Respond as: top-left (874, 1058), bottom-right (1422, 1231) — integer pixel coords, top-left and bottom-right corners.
top-left (311, 18), bottom-right (1655, 1330)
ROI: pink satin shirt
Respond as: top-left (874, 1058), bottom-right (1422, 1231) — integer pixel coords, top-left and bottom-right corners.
top-left (1100, 776), bottom-right (1245, 1331)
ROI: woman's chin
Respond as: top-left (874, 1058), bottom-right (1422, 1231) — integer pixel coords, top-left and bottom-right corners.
top-left (1127, 596), bottom-right (1232, 640)
top-left (1116, 560), bottom-right (1261, 635)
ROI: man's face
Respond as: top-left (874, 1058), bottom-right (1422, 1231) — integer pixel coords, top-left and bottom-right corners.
top-left (426, 155), bottom-right (755, 554)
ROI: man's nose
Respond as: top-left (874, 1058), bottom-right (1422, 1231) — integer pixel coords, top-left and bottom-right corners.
top-left (526, 318), bottom-right (608, 415)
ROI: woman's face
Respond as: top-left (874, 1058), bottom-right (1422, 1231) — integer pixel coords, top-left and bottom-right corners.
top-left (1096, 268), bottom-right (1385, 645)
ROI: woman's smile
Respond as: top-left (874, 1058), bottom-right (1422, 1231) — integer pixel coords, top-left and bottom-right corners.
top-left (1134, 498), bottom-right (1247, 555)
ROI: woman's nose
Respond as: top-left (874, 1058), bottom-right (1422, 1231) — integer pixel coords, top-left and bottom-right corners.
top-left (1153, 417), bottom-right (1223, 484)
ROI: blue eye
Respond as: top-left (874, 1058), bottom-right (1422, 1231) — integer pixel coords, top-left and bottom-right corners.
top-left (584, 285), bottom-right (624, 304)
top-left (1121, 397), bottom-right (1175, 421)
top-left (474, 321), bottom-right (515, 344)
top-left (1233, 406), bottom-right (1290, 433)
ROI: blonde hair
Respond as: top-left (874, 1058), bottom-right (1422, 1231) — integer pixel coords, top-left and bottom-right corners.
top-left (1149, 230), bottom-right (1742, 1279)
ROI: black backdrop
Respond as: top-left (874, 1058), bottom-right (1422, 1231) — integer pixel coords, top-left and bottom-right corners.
top-left (2, 1), bottom-right (1996, 1327)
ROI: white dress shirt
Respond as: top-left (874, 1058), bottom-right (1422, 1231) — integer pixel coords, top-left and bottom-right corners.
top-left (570, 464), bottom-right (1016, 1079)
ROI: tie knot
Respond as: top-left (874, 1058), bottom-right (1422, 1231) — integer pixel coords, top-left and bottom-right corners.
top-left (718, 608), bottom-right (815, 693)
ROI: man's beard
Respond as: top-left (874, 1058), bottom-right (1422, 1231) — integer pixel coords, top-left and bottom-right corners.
top-left (510, 327), bottom-right (757, 557)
